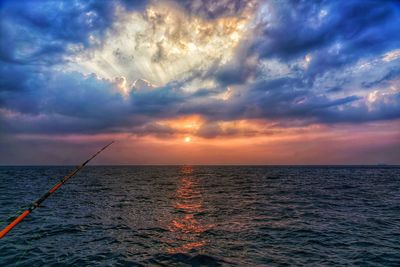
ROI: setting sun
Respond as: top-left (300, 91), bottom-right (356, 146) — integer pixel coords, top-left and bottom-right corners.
top-left (184, 136), bottom-right (192, 143)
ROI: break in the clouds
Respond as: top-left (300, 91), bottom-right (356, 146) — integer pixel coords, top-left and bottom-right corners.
top-left (0, 0), bottom-right (399, 164)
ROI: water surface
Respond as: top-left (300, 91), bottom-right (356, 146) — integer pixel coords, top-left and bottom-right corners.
top-left (0, 166), bottom-right (399, 266)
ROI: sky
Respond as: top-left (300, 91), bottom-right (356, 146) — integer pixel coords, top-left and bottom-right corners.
top-left (0, 0), bottom-right (399, 165)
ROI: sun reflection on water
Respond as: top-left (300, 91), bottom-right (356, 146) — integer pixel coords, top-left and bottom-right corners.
top-left (167, 166), bottom-right (213, 254)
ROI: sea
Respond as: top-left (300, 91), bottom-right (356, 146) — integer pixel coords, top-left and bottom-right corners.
top-left (0, 166), bottom-right (399, 266)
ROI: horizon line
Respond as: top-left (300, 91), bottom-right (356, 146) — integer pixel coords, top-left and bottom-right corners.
top-left (1, 164), bottom-right (399, 167)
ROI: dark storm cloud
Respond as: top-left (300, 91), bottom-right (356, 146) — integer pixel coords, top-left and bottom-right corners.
top-left (231, 74), bottom-right (400, 124)
top-left (220, 0), bottom-right (400, 87)
top-left (208, 0), bottom-right (400, 125)
top-left (0, 69), bottom-right (202, 135)
top-left (120, 0), bottom-right (148, 11)
top-left (254, 1), bottom-right (399, 60)
top-left (0, 0), bottom-right (148, 65)
top-left (129, 83), bottom-right (184, 116)
top-left (1, 66), bottom-right (399, 136)
top-left (361, 68), bottom-right (400, 89)
top-left (173, 0), bottom-right (252, 19)
top-left (215, 52), bottom-right (258, 85)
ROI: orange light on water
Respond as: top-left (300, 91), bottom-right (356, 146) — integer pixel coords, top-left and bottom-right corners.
top-left (167, 166), bottom-right (214, 254)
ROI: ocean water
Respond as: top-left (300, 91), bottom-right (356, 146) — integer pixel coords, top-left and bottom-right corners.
top-left (0, 166), bottom-right (399, 266)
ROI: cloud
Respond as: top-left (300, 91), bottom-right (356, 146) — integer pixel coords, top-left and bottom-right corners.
top-left (171, 0), bottom-right (255, 20)
top-left (253, 1), bottom-right (399, 59)
top-left (0, 0), bottom-right (400, 142)
top-left (0, 0), bottom-right (147, 64)
top-left (69, 0), bottom-right (252, 86)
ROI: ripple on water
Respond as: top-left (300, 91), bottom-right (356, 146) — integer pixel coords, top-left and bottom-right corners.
top-left (0, 166), bottom-right (399, 266)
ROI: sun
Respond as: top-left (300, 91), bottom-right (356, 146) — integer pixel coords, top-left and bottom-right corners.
top-left (184, 136), bottom-right (192, 143)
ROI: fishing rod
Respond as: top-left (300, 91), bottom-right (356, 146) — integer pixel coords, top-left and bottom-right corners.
top-left (0, 141), bottom-right (114, 239)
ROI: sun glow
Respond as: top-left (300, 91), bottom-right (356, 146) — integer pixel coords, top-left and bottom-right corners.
top-left (184, 136), bottom-right (192, 143)
top-left (157, 115), bottom-right (204, 133)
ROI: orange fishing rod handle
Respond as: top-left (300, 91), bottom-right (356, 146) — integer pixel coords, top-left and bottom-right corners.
top-left (0, 210), bottom-right (30, 239)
